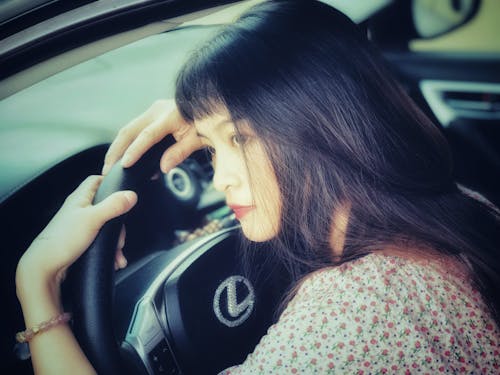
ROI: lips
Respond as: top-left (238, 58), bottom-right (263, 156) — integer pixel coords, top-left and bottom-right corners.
top-left (228, 204), bottom-right (255, 220)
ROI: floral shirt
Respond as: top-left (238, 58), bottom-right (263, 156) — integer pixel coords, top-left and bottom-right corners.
top-left (220, 254), bottom-right (499, 374)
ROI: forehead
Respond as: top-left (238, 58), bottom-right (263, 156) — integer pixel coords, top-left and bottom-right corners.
top-left (194, 112), bottom-right (234, 136)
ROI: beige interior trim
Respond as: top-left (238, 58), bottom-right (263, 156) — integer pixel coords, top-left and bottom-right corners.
top-left (0, 0), bottom-right (260, 100)
top-left (410, 0), bottom-right (500, 53)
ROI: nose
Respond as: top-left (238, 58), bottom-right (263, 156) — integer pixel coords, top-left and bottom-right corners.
top-left (212, 153), bottom-right (240, 193)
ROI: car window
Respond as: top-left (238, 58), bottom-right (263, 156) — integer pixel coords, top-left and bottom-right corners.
top-left (0, 25), bottom-right (218, 200)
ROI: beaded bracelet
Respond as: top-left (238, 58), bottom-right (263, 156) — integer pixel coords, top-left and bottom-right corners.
top-left (16, 312), bottom-right (72, 343)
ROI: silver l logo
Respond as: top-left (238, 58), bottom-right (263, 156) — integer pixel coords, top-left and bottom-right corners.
top-left (213, 275), bottom-right (255, 327)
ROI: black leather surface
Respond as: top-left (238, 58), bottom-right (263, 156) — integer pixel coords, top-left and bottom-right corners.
top-left (69, 135), bottom-right (174, 375)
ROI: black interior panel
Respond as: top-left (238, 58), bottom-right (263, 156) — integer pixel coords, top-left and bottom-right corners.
top-left (1, 145), bottom-right (106, 373)
top-left (383, 51), bottom-right (500, 206)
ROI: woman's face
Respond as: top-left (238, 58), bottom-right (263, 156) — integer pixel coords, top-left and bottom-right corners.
top-left (194, 111), bottom-right (281, 242)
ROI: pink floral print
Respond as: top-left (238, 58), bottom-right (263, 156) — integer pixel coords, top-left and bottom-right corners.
top-left (220, 254), bottom-right (499, 374)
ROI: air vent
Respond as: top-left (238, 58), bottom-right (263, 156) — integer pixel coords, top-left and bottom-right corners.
top-left (443, 91), bottom-right (500, 112)
top-left (420, 80), bottom-right (500, 127)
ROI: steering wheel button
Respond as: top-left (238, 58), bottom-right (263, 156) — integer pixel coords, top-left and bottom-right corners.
top-left (149, 339), bottom-right (179, 375)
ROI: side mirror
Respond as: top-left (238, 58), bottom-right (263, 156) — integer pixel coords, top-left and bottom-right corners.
top-left (412, 0), bottom-right (480, 38)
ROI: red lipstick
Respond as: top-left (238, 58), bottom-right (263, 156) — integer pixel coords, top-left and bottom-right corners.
top-left (228, 204), bottom-right (255, 220)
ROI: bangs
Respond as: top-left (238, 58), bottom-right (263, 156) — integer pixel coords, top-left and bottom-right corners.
top-left (175, 57), bottom-right (226, 123)
top-left (174, 27), bottom-right (241, 123)
top-left (174, 6), bottom-right (276, 124)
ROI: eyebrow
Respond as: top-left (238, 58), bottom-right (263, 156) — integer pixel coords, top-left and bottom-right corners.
top-left (196, 118), bottom-right (232, 138)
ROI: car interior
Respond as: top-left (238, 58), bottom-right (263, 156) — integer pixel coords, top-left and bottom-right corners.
top-left (1, 0), bottom-right (498, 373)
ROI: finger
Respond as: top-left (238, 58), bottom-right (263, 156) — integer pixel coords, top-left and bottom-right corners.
top-left (160, 128), bottom-right (203, 172)
top-left (117, 225), bottom-right (126, 250)
top-left (115, 227), bottom-right (127, 270)
top-left (102, 121), bottom-right (147, 175)
top-left (65, 175), bottom-right (103, 206)
top-left (92, 190), bottom-right (138, 225)
top-left (114, 247), bottom-right (128, 270)
top-left (120, 112), bottom-right (174, 168)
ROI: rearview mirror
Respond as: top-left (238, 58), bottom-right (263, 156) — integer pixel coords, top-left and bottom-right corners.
top-left (412, 0), bottom-right (480, 38)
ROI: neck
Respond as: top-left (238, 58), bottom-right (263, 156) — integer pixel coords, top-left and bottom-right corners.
top-left (330, 203), bottom-right (351, 258)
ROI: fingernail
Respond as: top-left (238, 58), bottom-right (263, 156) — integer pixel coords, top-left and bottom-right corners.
top-left (119, 257), bottom-right (127, 269)
top-left (121, 154), bottom-right (132, 167)
top-left (124, 191), bottom-right (137, 205)
top-left (160, 159), bottom-right (172, 173)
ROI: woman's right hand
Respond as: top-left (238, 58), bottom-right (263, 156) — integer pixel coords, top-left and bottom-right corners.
top-left (102, 99), bottom-right (203, 175)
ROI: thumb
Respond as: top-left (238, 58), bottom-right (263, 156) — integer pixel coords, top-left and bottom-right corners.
top-left (93, 191), bottom-right (138, 225)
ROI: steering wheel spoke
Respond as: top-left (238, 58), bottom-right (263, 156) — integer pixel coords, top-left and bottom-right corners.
top-left (125, 298), bottom-right (178, 375)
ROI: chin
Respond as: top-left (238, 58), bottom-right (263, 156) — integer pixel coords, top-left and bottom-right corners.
top-left (240, 221), bottom-right (278, 242)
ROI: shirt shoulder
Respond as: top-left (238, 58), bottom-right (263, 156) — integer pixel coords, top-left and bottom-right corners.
top-left (220, 254), bottom-right (499, 374)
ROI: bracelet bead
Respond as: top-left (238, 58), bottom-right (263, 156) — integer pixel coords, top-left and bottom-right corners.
top-left (16, 312), bottom-right (72, 343)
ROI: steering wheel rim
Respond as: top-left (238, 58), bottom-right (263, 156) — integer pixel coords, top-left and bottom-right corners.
top-left (68, 137), bottom-right (174, 375)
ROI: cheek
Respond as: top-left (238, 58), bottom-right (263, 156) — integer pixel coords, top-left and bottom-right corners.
top-left (260, 164), bottom-right (281, 218)
top-left (241, 139), bottom-right (281, 241)
top-left (248, 171), bottom-right (281, 239)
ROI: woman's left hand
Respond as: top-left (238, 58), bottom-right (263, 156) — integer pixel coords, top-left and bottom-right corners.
top-left (16, 175), bottom-right (137, 301)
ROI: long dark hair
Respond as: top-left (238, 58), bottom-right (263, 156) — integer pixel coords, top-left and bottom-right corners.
top-left (175, 0), bottom-right (500, 323)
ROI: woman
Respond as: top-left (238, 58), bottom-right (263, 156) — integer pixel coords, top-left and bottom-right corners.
top-left (15, 0), bottom-right (500, 373)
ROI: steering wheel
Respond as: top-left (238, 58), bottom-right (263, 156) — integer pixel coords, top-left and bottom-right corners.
top-left (66, 137), bottom-right (288, 374)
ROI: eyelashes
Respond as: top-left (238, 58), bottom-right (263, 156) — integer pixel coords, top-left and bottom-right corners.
top-left (203, 132), bottom-right (251, 161)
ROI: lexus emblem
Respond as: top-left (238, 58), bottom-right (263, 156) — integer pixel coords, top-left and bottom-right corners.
top-left (213, 275), bottom-right (255, 327)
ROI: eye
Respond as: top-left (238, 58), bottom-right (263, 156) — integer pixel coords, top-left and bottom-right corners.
top-left (231, 134), bottom-right (247, 147)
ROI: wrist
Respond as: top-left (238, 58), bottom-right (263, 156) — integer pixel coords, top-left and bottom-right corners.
top-left (16, 274), bottom-right (64, 332)
top-left (16, 256), bottom-right (61, 308)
